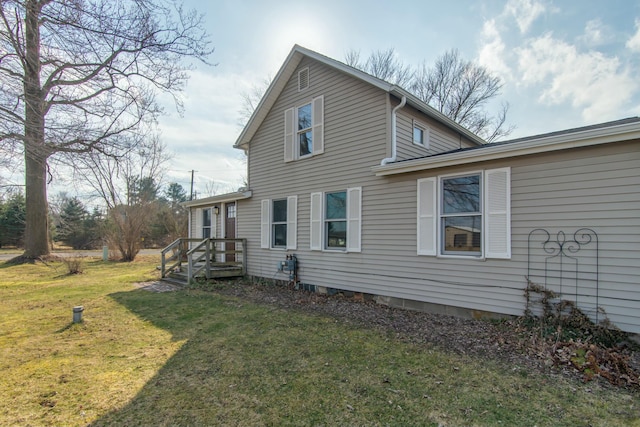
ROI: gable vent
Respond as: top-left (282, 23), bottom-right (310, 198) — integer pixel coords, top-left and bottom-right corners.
top-left (298, 68), bottom-right (309, 91)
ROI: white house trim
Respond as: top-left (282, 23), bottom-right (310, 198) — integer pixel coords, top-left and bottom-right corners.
top-left (373, 120), bottom-right (640, 176)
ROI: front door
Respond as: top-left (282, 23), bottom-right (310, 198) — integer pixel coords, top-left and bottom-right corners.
top-left (225, 203), bottom-right (236, 262)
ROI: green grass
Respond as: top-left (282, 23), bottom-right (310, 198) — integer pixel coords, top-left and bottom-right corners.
top-left (0, 257), bottom-right (638, 426)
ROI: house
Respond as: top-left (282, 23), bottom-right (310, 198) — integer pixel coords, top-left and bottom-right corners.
top-left (184, 45), bottom-right (640, 334)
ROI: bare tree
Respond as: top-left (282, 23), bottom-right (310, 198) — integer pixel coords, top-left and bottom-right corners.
top-left (79, 133), bottom-right (169, 261)
top-left (412, 49), bottom-right (512, 141)
top-left (346, 48), bottom-right (512, 142)
top-left (0, 0), bottom-right (213, 259)
top-left (345, 48), bottom-right (414, 88)
top-left (238, 75), bottom-right (272, 127)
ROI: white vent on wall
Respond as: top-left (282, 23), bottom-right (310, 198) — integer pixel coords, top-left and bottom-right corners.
top-left (298, 68), bottom-right (309, 91)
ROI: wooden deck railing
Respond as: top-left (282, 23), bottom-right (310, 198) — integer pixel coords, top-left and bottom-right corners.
top-left (161, 238), bottom-right (247, 281)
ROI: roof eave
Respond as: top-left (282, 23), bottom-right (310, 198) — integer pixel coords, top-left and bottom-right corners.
top-left (181, 190), bottom-right (253, 208)
top-left (233, 45), bottom-right (484, 150)
top-left (372, 120), bottom-right (640, 176)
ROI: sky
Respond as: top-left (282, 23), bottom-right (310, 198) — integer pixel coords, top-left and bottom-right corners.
top-left (4, 0), bottom-right (638, 201)
top-left (156, 0), bottom-right (640, 198)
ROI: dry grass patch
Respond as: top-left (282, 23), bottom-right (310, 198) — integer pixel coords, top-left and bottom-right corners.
top-left (0, 257), bottom-right (638, 426)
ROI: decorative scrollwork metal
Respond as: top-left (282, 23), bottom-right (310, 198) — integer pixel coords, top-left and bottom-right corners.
top-left (527, 228), bottom-right (599, 322)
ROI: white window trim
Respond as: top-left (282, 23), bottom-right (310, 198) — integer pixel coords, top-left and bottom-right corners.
top-left (438, 171), bottom-right (483, 259)
top-left (412, 119), bottom-right (430, 149)
top-left (297, 102), bottom-right (313, 160)
top-left (261, 197), bottom-right (297, 250)
top-left (271, 198), bottom-right (288, 249)
top-left (310, 187), bottom-right (362, 253)
top-left (284, 95), bottom-right (324, 162)
top-left (417, 168), bottom-right (510, 259)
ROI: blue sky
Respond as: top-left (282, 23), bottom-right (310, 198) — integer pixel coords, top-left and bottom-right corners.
top-left (158, 0), bottom-right (640, 197)
top-left (8, 0), bottom-right (631, 200)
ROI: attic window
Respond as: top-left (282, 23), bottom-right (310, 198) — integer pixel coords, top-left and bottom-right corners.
top-left (413, 120), bottom-right (430, 148)
top-left (298, 68), bottom-right (309, 91)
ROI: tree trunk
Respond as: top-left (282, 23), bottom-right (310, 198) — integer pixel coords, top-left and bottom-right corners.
top-left (23, 151), bottom-right (50, 257)
top-left (22, 0), bottom-right (50, 258)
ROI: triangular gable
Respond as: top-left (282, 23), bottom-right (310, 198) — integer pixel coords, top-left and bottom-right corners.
top-left (233, 45), bottom-right (485, 150)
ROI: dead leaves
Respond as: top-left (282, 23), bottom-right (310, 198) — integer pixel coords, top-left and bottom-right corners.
top-left (551, 340), bottom-right (639, 388)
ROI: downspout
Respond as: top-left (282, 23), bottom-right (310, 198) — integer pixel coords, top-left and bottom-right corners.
top-left (380, 95), bottom-right (407, 165)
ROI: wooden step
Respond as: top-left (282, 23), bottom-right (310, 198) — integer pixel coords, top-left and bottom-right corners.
top-left (160, 276), bottom-right (188, 286)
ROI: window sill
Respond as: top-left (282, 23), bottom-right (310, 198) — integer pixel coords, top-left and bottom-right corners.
top-left (436, 253), bottom-right (485, 261)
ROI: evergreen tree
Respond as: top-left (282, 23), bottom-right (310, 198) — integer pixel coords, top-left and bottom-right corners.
top-left (0, 192), bottom-right (26, 247)
top-left (56, 197), bottom-right (100, 249)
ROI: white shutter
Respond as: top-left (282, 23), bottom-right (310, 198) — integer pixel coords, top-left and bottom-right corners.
top-left (195, 208), bottom-right (203, 239)
top-left (286, 195), bottom-right (297, 250)
top-left (484, 167), bottom-right (511, 259)
top-left (346, 187), bottom-right (362, 252)
top-left (312, 95), bottom-right (324, 155)
top-left (260, 199), bottom-right (270, 249)
top-left (417, 178), bottom-right (437, 256)
top-left (284, 108), bottom-right (295, 162)
top-left (310, 192), bottom-right (323, 251)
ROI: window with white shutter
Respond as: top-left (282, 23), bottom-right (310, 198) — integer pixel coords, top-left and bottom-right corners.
top-left (283, 95), bottom-right (324, 161)
top-left (261, 197), bottom-right (298, 250)
top-left (311, 188), bottom-right (362, 252)
top-left (417, 168), bottom-right (511, 259)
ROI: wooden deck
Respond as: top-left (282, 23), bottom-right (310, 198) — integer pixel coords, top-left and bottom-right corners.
top-left (160, 238), bottom-right (247, 284)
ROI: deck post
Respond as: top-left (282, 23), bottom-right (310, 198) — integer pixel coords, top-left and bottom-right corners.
top-left (205, 239), bottom-right (211, 279)
top-left (242, 238), bottom-right (247, 275)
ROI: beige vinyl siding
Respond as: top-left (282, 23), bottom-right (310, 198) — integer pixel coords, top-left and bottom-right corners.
top-left (239, 54), bottom-right (640, 333)
top-left (239, 56), bottom-right (389, 279)
top-left (395, 104), bottom-right (478, 161)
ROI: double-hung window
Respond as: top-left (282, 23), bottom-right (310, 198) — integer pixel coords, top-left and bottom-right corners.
top-left (325, 191), bottom-right (347, 249)
top-left (441, 174), bottom-right (481, 255)
top-left (272, 199), bottom-right (288, 248)
top-left (417, 168), bottom-right (510, 259)
top-left (310, 187), bottom-right (361, 252)
top-left (261, 196), bottom-right (297, 250)
top-left (297, 103), bottom-right (313, 157)
top-left (284, 96), bottom-right (324, 161)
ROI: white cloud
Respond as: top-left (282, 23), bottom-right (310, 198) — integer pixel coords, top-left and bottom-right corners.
top-left (579, 19), bottom-right (610, 47)
top-left (516, 33), bottom-right (638, 121)
top-left (477, 19), bottom-right (513, 81)
top-left (626, 19), bottom-right (640, 52)
top-left (504, 0), bottom-right (546, 34)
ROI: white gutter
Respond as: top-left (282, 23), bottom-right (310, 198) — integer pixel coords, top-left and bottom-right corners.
top-left (181, 189), bottom-right (253, 208)
top-left (380, 95), bottom-right (406, 165)
top-left (372, 119), bottom-right (640, 176)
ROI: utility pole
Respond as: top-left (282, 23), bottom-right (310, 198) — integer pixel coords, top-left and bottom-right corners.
top-left (189, 170), bottom-right (195, 200)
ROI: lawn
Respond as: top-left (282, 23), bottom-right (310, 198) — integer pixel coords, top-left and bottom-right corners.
top-left (0, 257), bottom-right (638, 426)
